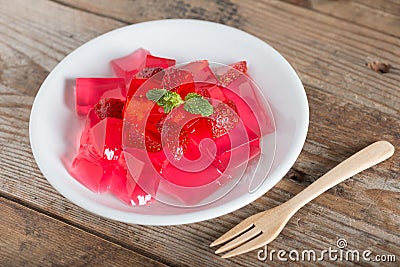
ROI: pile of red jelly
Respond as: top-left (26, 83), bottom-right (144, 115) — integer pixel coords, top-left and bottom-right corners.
top-left (69, 48), bottom-right (270, 206)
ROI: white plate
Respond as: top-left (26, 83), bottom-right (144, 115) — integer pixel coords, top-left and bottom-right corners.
top-left (29, 19), bottom-right (308, 225)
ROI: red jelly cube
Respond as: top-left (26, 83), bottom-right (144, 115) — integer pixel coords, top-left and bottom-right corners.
top-left (222, 88), bottom-right (265, 136)
top-left (127, 78), bottom-right (147, 100)
top-left (123, 149), bottom-right (161, 202)
top-left (157, 116), bottom-right (220, 187)
top-left (145, 54), bottom-right (176, 68)
top-left (161, 162), bottom-right (221, 187)
top-left (69, 154), bottom-right (109, 193)
top-left (161, 68), bottom-right (195, 99)
top-left (111, 48), bottom-right (150, 84)
top-left (80, 118), bottom-right (123, 162)
top-left (123, 96), bottom-right (164, 138)
top-left (126, 74), bottom-right (164, 101)
top-left (108, 164), bottom-right (136, 205)
top-left (213, 128), bottom-right (261, 172)
top-left (193, 83), bottom-right (227, 103)
top-left (183, 117), bottom-right (213, 160)
top-left (85, 109), bottom-right (101, 128)
top-left (75, 78), bottom-right (126, 116)
top-left (129, 179), bottom-right (155, 205)
top-left (215, 61), bottom-right (248, 87)
top-left (182, 60), bottom-right (218, 83)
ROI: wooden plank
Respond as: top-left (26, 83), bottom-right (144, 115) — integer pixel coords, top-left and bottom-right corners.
top-left (0, 197), bottom-right (167, 267)
top-left (1, 78), bottom-right (398, 264)
top-left (0, 0), bottom-right (399, 266)
top-left (281, 0), bottom-right (400, 37)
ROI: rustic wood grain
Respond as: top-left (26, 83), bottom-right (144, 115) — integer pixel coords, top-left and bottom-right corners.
top-left (0, 197), bottom-right (167, 267)
top-left (0, 0), bottom-right (399, 266)
top-left (282, 0), bottom-right (400, 38)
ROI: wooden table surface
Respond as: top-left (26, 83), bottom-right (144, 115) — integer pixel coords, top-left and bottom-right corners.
top-left (1, 0), bottom-right (399, 266)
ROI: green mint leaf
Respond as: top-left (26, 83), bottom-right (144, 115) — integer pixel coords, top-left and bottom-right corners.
top-left (163, 103), bottom-right (174, 113)
top-left (147, 89), bottom-right (183, 113)
top-left (146, 89), bottom-right (167, 101)
top-left (163, 91), bottom-right (184, 107)
top-left (184, 92), bottom-right (202, 101)
top-left (184, 97), bottom-right (214, 116)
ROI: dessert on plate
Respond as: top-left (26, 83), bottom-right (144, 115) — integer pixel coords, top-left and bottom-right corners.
top-left (68, 48), bottom-right (274, 206)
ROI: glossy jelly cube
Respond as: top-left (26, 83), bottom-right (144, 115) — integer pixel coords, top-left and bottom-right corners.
top-left (80, 117), bottom-right (123, 162)
top-left (123, 96), bottom-right (164, 138)
top-left (182, 60), bottom-right (218, 84)
top-left (126, 74), bottom-right (164, 101)
top-left (183, 117), bottom-right (213, 160)
top-left (108, 163), bottom-right (136, 205)
top-left (127, 78), bottom-right (147, 100)
top-left (160, 161), bottom-right (221, 187)
top-left (220, 87), bottom-right (263, 136)
top-left (123, 149), bottom-right (161, 200)
top-left (69, 154), bottom-right (110, 193)
top-left (215, 61), bottom-right (248, 87)
top-left (157, 117), bottom-right (219, 187)
top-left (111, 48), bottom-right (150, 84)
top-left (75, 78), bottom-right (126, 115)
top-left (162, 68), bottom-right (195, 99)
top-left (145, 54), bottom-right (176, 68)
top-left (192, 82), bottom-right (227, 103)
top-left (213, 128), bottom-right (261, 172)
top-left (85, 109), bottom-right (101, 128)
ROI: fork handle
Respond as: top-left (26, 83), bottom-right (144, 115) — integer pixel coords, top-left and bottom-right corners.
top-left (284, 141), bottom-right (394, 215)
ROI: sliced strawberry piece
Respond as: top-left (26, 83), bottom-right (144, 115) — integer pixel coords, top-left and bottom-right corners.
top-left (94, 98), bottom-right (125, 120)
top-left (208, 101), bottom-right (240, 139)
top-left (145, 54), bottom-right (176, 68)
top-left (231, 61), bottom-right (247, 74)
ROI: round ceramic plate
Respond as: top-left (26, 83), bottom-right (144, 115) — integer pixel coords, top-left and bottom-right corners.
top-left (30, 19), bottom-right (308, 225)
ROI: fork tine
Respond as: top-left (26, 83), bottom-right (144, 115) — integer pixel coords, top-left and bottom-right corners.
top-left (215, 227), bottom-right (261, 254)
top-left (210, 219), bottom-right (254, 247)
top-left (221, 234), bottom-right (272, 258)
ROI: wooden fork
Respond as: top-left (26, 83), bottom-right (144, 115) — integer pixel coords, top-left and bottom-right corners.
top-left (210, 141), bottom-right (394, 258)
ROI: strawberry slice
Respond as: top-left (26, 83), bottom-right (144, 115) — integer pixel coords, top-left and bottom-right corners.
top-left (94, 98), bottom-right (125, 120)
top-left (230, 61), bottom-right (247, 74)
top-left (208, 100), bottom-right (239, 139)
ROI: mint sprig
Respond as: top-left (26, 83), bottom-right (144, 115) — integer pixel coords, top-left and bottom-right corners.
top-left (146, 90), bottom-right (213, 116)
top-left (146, 89), bottom-right (184, 113)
